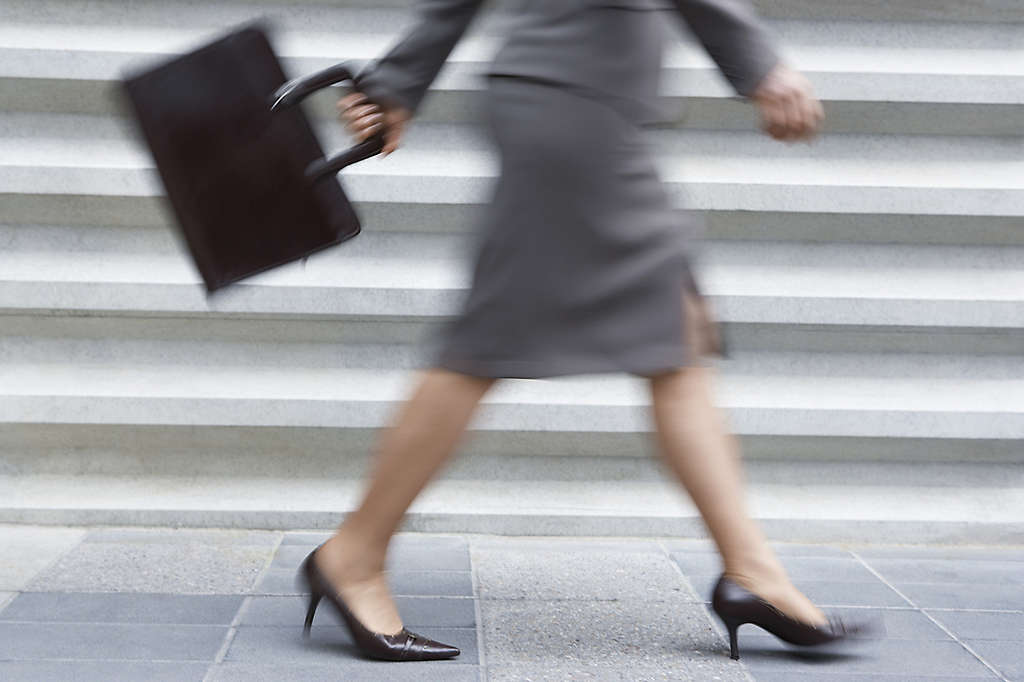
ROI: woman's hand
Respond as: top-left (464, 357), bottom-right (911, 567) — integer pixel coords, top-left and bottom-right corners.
top-left (751, 63), bottom-right (824, 142)
top-left (337, 91), bottom-right (411, 157)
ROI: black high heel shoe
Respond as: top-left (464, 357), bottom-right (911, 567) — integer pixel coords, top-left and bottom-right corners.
top-left (711, 574), bottom-right (872, 660)
top-left (299, 545), bottom-right (460, 661)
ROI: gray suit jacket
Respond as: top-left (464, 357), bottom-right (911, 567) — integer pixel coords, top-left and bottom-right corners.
top-left (355, 0), bottom-right (780, 121)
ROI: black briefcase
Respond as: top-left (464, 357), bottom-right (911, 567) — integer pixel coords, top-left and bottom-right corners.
top-left (121, 23), bottom-right (385, 295)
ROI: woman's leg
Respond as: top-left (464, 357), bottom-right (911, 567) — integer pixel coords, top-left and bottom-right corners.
top-left (647, 294), bottom-right (827, 626)
top-left (315, 367), bottom-right (498, 634)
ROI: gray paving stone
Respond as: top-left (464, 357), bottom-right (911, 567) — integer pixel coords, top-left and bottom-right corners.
top-left (487, 662), bottom-right (747, 681)
top-left (281, 532), bottom-right (468, 551)
top-left (271, 540), bottom-right (470, 571)
top-left (663, 539), bottom-right (853, 558)
top-left (965, 639), bottom-right (1022, 679)
top-left (686, 574), bottom-right (909, 607)
top-left (241, 595), bottom-right (476, 628)
top-left (670, 553), bottom-right (880, 584)
top-left (929, 610), bottom-right (1024, 641)
top-left (0, 525), bottom-right (86, 590)
top-left (0, 592), bottom-right (244, 624)
top-left (256, 566), bottom-right (473, 596)
top-left (0, 621), bottom-right (226, 661)
top-left (471, 536), bottom-right (662, 554)
top-left (735, 639), bottom-right (994, 677)
top-left (85, 527), bottom-right (281, 546)
top-left (749, 674), bottom-right (997, 681)
top-left (225, 624), bottom-right (479, 665)
top-left (0, 591), bottom-right (14, 612)
top-left (280, 532), bottom-right (333, 545)
top-left (867, 558), bottom-right (1024, 585)
top-left (208, 661), bottom-right (480, 681)
top-left (474, 545), bottom-right (695, 601)
top-left (481, 599), bottom-right (734, 670)
top-left (0, 661), bottom-right (210, 682)
top-left (895, 582), bottom-right (1024, 610)
top-left (25, 542), bottom-right (273, 594)
top-left (854, 546), bottom-right (1024, 562)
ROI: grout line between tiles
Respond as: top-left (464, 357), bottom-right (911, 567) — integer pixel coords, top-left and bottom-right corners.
top-left (15, 523), bottom-right (92, 593)
top-left (468, 536), bottom-right (488, 681)
top-left (203, 531), bottom-right (285, 681)
top-left (850, 550), bottom-right (1010, 682)
top-left (657, 538), bottom-right (756, 682)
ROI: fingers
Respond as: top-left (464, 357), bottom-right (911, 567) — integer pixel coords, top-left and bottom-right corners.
top-left (763, 91), bottom-right (817, 141)
top-left (753, 64), bottom-right (824, 143)
top-left (337, 95), bottom-right (385, 143)
top-left (381, 115), bottom-right (404, 157)
top-left (336, 93), bottom-right (412, 157)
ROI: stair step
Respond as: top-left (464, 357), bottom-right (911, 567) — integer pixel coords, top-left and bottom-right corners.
top-left (2, 122), bottom-right (1020, 219)
top-left (0, 10), bottom-right (1018, 133)
top-left (2, 356), bottom-right (1021, 441)
top-left (1, 470), bottom-right (1020, 543)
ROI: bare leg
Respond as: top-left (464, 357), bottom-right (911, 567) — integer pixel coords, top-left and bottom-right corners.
top-left (648, 294), bottom-right (827, 626)
top-left (315, 367), bottom-right (497, 634)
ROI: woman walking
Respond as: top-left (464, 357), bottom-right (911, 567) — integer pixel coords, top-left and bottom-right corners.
top-left (300, 0), bottom-right (864, 662)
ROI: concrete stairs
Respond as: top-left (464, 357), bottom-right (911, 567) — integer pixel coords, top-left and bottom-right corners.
top-left (1, 0), bottom-right (1022, 542)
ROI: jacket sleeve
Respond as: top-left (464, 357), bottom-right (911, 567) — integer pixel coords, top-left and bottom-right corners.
top-left (669, 0), bottom-right (782, 97)
top-left (354, 0), bottom-right (488, 115)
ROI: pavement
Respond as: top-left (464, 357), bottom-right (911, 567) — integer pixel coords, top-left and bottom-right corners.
top-left (0, 525), bottom-right (1021, 681)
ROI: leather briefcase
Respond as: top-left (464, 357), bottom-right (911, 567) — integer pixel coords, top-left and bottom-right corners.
top-left (122, 22), bottom-right (385, 295)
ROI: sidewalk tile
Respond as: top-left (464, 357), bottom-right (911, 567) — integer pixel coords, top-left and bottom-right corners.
top-left (964, 639), bottom-right (1022, 679)
top-left (225, 624), bottom-right (478, 665)
top-left (0, 592), bottom-right (243, 624)
top-left (686, 574), bottom-right (909, 607)
top-left (85, 528), bottom-right (280, 546)
top-left (280, 533), bottom-right (332, 545)
top-left (927, 610), bottom-right (1024, 641)
top-left (481, 599), bottom-right (729, 666)
top-left (271, 539), bottom-right (469, 572)
top-left (0, 661), bottom-right (209, 682)
top-left (487, 662), bottom-right (747, 681)
top-left (25, 542), bottom-right (272, 594)
top-left (893, 583), bottom-right (1023, 610)
top-left (736, 639), bottom-right (994, 677)
top-left (256, 566), bottom-right (473, 596)
top-left (207, 661), bottom-right (480, 681)
top-left (854, 547), bottom-right (1024, 562)
top-left (865, 558), bottom-right (1024, 585)
top-left (474, 546), bottom-right (694, 601)
top-left (664, 539), bottom-right (852, 558)
top-left (749, 674), bottom-right (997, 681)
top-left (0, 621), bottom-right (225, 661)
top-left (670, 553), bottom-right (880, 584)
top-left (0, 525), bottom-right (86, 591)
top-left (241, 595), bottom-right (475, 628)
top-left (470, 536), bottom-right (662, 553)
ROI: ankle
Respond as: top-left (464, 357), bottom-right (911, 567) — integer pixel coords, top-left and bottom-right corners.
top-left (320, 525), bottom-right (389, 578)
top-left (723, 551), bottom-right (787, 587)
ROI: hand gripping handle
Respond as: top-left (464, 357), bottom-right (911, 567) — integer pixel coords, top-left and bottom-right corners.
top-left (270, 61), bottom-right (387, 182)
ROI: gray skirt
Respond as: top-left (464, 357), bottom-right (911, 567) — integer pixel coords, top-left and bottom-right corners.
top-left (429, 74), bottom-right (723, 379)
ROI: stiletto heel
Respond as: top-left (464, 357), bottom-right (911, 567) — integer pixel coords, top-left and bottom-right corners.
top-left (303, 592), bottom-right (321, 637)
top-left (711, 574), bottom-right (875, 660)
top-left (298, 544), bottom-right (461, 661)
top-left (725, 620), bottom-right (740, 660)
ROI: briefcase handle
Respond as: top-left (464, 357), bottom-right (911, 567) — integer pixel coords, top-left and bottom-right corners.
top-left (271, 61), bottom-right (388, 183)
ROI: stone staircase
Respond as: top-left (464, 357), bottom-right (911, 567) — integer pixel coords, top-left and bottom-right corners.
top-left (1, 0), bottom-right (1021, 543)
